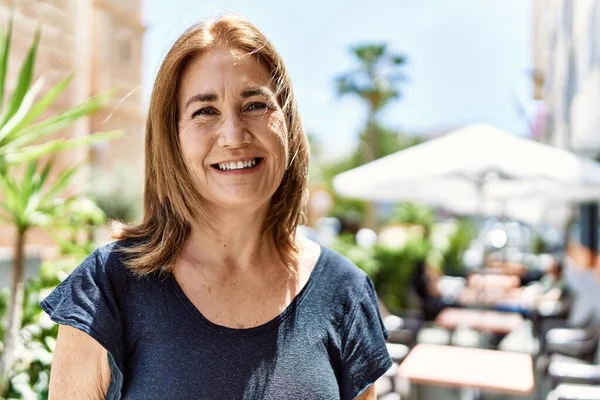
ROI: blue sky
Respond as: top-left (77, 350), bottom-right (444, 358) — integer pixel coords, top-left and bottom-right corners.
top-left (142, 0), bottom-right (533, 157)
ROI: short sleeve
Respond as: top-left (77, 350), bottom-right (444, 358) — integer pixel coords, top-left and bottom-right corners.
top-left (39, 248), bottom-right (125, 399)
top-left (340, 276), bottom-right (393, 399)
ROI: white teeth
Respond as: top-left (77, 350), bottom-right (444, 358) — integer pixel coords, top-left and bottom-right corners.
top-left (217, 158), bottom-right (257, 171)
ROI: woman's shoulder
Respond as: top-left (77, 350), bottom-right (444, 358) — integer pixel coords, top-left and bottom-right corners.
top-left (316, 245), bottom-right (371, 295)
top-left (75, 238), bottom-right (142, 282)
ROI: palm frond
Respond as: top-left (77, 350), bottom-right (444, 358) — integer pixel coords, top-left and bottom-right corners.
top-left (0, 78), bottom-right (45, 145)
top-left (391, 55), bottom-right (407, 65)
top-left (23, 159), bottom-right (53, 216)
top-left (2, 89), bottom-right (116, 151)
top-left (20, 159), bottom-right (38, 201)
top-left (2, 130), bottom-right (121, 165)
top-left (0, 16), bottom-right (14, 109)
top-left (0, 27), bottom-right (40, 128)
top-left (0, 74), bottom-right (75, 147)
top-left (38, 163), bottom-right (81, 209)
top-left (0, 171), bottom-right (24, 223)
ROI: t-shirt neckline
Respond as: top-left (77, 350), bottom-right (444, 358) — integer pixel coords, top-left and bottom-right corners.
top-left (169, 245), bottom-right (328, 336)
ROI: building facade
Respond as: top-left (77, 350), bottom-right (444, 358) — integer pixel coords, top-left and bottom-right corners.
top-left (533, 0), bottom-right (600, 271)
top-left (0, 0), bottom-right (145, 249)
top-left (533, 0), bottom-right (600, 156)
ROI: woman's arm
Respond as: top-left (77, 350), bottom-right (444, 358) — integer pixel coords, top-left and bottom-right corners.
top-left (355, 384), bottom-right (376, 399)
top-left (49, 325), bottom-right (111, 400)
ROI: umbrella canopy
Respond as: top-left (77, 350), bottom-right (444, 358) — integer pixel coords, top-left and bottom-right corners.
top-left (334, 124), bottom-right (600, 203)
top-left (333, 124), bottom-right (600, 225)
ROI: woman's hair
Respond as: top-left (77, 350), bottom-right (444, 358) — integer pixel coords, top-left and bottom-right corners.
top-left (113, 15), bottom-right (309, 276)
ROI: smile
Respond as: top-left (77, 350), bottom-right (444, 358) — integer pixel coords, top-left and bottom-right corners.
top-left (211, 157), bottom-right (263, 171)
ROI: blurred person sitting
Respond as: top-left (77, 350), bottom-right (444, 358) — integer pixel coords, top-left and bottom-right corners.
top-left (412, 256), bottom-right (455, 321)
top-left (485, 255), bottom-right (545, 285)
top-left (495, 257), bottom-right (569, 315)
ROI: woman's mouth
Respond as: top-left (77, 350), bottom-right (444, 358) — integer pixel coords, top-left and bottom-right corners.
top-left (211, 157), bottom-right (263, 172)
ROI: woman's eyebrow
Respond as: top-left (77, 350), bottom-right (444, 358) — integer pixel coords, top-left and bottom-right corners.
top-left (241, 87), bottom-right (273, 98)
top-left (185, 87), bottom-right (274, 109)
top-left (185, 92), bottom-right (218, 109)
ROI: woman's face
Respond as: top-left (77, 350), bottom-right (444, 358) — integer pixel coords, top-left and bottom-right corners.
top-left (177, 48), bottom-right (287, 211)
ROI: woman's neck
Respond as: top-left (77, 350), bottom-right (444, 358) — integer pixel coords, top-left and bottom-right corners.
top-left (181, 205), bottom-right (277, 272)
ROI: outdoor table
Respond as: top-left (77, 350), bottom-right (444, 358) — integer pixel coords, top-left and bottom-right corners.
top-left (467, 274), bottom-right (521, 290)
top-left (485, 260), bottom-right (528, 276)
top-left (457, 287), bottom-right (511, 308)
top-left (398, 344), bottom-right (535, 399)
top-left (435, 308), bottom-right (524, 335)
top-left (457, 286), bottom-right (540, 312)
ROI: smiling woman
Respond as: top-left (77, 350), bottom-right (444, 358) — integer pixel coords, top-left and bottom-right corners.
top-left (39, 14), bottom-right (391, 400)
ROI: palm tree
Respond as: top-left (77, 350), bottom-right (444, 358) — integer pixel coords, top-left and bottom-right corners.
top-left (0, 17), bottom-right (118, 389)
top-left (336, 43), bottom-right (407, 227)
top-left (0, 20), bottom-right (119, 170)
top-left (0, 160), bottom-right (105, 388)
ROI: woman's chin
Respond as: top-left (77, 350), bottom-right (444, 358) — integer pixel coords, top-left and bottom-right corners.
top-left (207, 193), bottom-right (270, 210)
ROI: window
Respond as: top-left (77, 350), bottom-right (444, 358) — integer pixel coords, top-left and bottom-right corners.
top-left (590, 2), bottom-right (600, 67)
top-left (563, 0), bottom-right (573, 33)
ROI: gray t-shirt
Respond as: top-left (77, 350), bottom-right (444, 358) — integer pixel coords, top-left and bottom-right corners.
top-left (40, 239), bottom-right (391, 399)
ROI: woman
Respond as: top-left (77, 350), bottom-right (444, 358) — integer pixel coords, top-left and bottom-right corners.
top-left (41, 15), bottom-right (391, 399)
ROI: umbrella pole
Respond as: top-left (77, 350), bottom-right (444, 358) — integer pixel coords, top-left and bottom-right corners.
top-left (500, 199), bottom-right (508, 263)
top-left (478, 179), bottom-right (489, 269)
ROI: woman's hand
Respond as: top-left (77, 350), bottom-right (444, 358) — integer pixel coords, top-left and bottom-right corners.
top-left (48, 325), bottom-right (111, 400)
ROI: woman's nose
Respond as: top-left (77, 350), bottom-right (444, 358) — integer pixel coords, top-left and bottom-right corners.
top-left (217, 114), bottom-right (252, 149)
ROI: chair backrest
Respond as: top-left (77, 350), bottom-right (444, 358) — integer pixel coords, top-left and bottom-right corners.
top-left (577, 311), bottom-right (596, 330)
top-left (585, 315), bottom-right (600, 363)
top-left (588, 311), bottom-right (600, 334)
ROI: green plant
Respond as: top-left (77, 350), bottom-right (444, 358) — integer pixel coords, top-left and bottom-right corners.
top-left (440, 218), bottom-right (475, 276)
top-left (331, 234), bottom-right (380, 276)
top-left (332, 233), bottom-right (431, 313)
top-left (0, 16), bottom-right (118, 391)
top-left (375, 235), bottom-right (431, 311)
top-left (0, 26), bottom-right (118, 171)
top-left (391, 203), bottom-right (435, 235)
top-left (4, 242), bottom-right (93, 399)
top-left (0, 160), bottom-right (105, 392)
top-left (531, 232), bottom-right (548, 255)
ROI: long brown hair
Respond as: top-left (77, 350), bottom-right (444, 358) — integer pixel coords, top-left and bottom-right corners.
top-left (114, 15), bottom-right (309, 276)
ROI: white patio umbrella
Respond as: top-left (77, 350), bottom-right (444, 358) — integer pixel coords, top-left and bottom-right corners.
top-left (333, 124), bottom-right (600, 225)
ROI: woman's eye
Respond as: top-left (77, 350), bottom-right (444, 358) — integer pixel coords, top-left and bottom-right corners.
top-left (191, 107), bottom-right (217, 118)
top-left (245, 102), bottom-right (268, 112)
